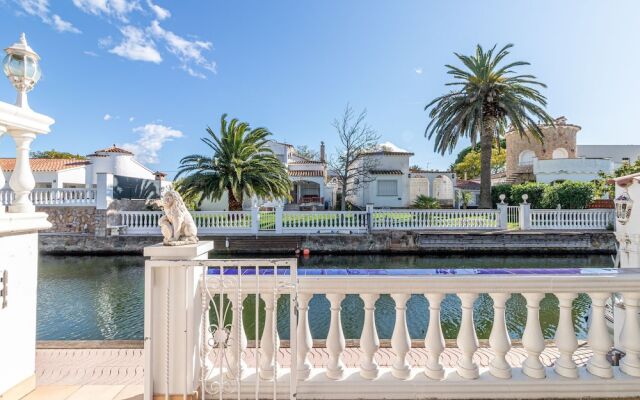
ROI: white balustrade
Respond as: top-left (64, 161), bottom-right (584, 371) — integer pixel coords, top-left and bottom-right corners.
top-left (194, 211), bottom-right (253, 234)
top-left (282, 211), bottom-right (368, 233)
top-left (529, 209), bottom-right (614, 230)
top-left (225, 293), bottom-right (248, 379)
top-left (0, 189), bottom-right (14, 207)
top-left (142, 258), bottom-right (640, 399)
top-left (372, 209), bottom-right (500, 230)
top-left (507, 206), bottom-right (519, 226)
top-left (0, 188), bottom-right (97, 206)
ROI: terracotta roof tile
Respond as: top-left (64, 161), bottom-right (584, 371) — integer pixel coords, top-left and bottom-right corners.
top-left (455, 180), bottom-right (481, 190)
top-left (370, 169), bottom-right (403, 175)
top-left (94, 145), bottom-right (134, 155)
top-left (0, 158), bottom-right (89, 172)
top-left (289, 170), bottom-right (324, 177)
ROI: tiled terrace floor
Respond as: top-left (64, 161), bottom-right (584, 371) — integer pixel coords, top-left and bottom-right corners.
top-left (29, 343), bottom-right (593, 399)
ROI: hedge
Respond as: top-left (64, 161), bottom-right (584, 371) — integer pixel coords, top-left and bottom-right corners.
top-left (510, 182), bottom-right (546, 208)
top-left (491, 181), bottom-right (595, 209)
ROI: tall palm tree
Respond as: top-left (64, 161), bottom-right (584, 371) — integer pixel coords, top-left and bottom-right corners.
top-left (175, 114), bottom-right (291, 211)
top-left (425, 44), bottom-right (554, 208)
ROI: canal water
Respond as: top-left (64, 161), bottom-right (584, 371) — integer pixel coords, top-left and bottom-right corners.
top-left (37, 254), bottom-right (613, 341)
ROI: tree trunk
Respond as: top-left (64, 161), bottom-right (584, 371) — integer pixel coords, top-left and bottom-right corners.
top-left (340, 182), bottom-right (347, 211)
top-left (228, 188), bottom-right (242, 211)
top-left (479, 117), bottom-right (496, 209)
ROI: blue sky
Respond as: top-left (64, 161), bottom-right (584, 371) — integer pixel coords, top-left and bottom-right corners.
top-left (1, 1), bottom-right (639, 176)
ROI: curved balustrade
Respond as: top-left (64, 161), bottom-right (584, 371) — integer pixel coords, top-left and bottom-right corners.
top-left (372, 209), bottom-right (500, 230)
top-left (282, 211), bottom-right (368, 233)
top-left (173, 263), bottom-right (640, 399)
top-left (530, 209), bottom-right (614, 230)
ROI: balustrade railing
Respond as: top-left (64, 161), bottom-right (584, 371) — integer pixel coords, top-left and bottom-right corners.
top-left (507, 205), bottom-right (519, 226)
top-left (372, 209), bottom-right (500, 230)
top-left (282, 211), bottom-right (368, 233)
top-left (0, 188), bottom-right (97, 206)
top-left (193, 211), bottom-right (254, 234)
top-left (146, 259), bottom-right (640, 399)
top-left (529, 209), bottom-right (614, 230)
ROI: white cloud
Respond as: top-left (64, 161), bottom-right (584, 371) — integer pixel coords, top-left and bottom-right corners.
top-left (146, 0), bottom-right (170, 20)
top-left (15, 0), bottom-right (81, 33)
top-left (415, 67), bottom-right (423, 75)
top-left (84, 50), bottom-right (99, 57)
top-left (103, 113), bottom-right (112, 121)
top-left (122, 123), bottom-right (183, 164)
top-left (129, 116), bottom-right (135, 122)
top-left (149, 20), bottom-right (216, 77)
top-left (109, 25), bottom-right (162, 63)
top-left (72, 0), bottom-right (140, 21)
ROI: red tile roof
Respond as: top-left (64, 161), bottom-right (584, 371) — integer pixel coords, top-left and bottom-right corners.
top-left (93, 145), bottom-right (134, 155)
top-left (289, 170), bottom-right (324, 177)
top-left (455, 180), bottom-right (481, 190)
top-left (0, 158), bottom-right (89, 172)
top-left (370, 169), bottom-right (403, 175)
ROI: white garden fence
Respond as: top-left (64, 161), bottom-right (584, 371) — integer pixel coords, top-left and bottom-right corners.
top-left (0, 188), bottom-right (97, 206)
top-left (371, 209), bottom-right (501, 230)
top-left (528, 209), bottom-right (614, 230)
top-left (282, 211), bottom-right (368, 233)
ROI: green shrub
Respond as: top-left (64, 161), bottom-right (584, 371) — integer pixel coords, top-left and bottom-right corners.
top-left (491, 184), bottom-right (512, 207)
top-left (541, 181), bottom-right (594, 209)
top-left (510, 182), bottom-right (546, 208)
top-left (412, 195), bottom-right (440, 209)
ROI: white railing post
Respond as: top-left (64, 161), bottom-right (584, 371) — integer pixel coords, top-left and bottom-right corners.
top-left (366, 203), bottom-right (374, 233)
top-left (554, 293), bottom-right (579, 378)
top-left (251, 205), bottom-right (259, 234)
top-left (497, 202), bottom-right (508, 230)
top-left (8, 131), bottom-right (36, 213)
top-left (620, 292), bottom-right (640, 377)
top-left (519, 200), bottom-right (531, 230)
top-left (326, 293), bottom-right (346, 380)
top-left (522, 293), bottom-right (546, 379)
top-left (96, 173), bottom-right (114, 210)
top-left (456, 293), bottom-right (479, 379)
top-left (424, 293), bottom-right (445, 380)
top-left (390, 293), bottom-right (411, 380)
top-left (274, 204), bottom-right (283, 234)
top-left (296, 293), bottom-right (313, 381)
top-left (359, 293), bottom-right (380, 380)
top-left (587, 292), bottom-right (614, 378)
top-left (489, 293), bottom-right (512, 379)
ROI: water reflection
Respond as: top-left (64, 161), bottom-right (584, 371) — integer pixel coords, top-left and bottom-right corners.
top-left (38, 254), bottom-right (609, 340)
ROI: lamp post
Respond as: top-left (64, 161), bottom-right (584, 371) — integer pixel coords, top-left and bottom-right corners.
top-left (3, 33), bottom-right (41, 109)
top-left (615, 190), bottom-right (633, 225)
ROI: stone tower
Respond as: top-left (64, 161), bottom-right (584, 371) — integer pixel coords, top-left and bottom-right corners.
top-left (505, 116), bottom-right (580, 183)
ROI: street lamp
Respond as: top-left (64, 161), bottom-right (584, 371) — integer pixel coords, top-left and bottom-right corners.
top-left (615, 190), bottom-right (633, 225)
top-left (3, 33), bottom-right (41, 109)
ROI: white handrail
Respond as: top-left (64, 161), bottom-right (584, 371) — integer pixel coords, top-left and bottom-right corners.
top-left (282, 211), bottom-right (368, 233)
top-left (1, 188), bottom-right (97, 206)
top-left (530, 209), bottom-right (614, 230)
top-left (372, 209), bottom-right (500, 230)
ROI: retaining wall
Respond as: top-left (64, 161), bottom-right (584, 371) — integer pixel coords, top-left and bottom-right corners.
top-left (39, 231), bottom-right (616, 255)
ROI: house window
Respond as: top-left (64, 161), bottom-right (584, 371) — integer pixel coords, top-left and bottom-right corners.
top-left (518, 150), bottom-right (535, 166)
top-left (377, 180), bottom-right (398, 196)
top-left (552, 147), bottom-right (569, 159)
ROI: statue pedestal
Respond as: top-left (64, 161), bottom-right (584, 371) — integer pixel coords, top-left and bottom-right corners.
top-left (143, 241), bottom-right (213, 399)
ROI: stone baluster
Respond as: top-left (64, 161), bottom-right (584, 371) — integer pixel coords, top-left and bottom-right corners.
top-left (554, 293), bottom-right (579, 378)
top-left (489, 293), bottom-right (512, 379)
top-left (225, 293), bottom-right (247, 379)
top-left (359, 293), bottom-right (380, 379)
top-left (620, 292), bottom-right (640, 377)
top-left (390, 293), bottom-right (411, 379)
top-left (587, 292), bottom-right (613, 378)
top-left (522, 293), bottom-right (545, 379)
top-left (259, 292), bottom-right (279, 380)
top-left (8, 131), bottom-right (36, 213)
top-left (424, 293), bottom-right (445, 380)
top-left (326, 293), bottom-right (346, 380)
top-left (456, 293), bottom-right (479, 379)
top-left (296, 293), bottom-right (313, 381)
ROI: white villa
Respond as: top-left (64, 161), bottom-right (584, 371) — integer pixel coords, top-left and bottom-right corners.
top-left (1, 144), bottom-right (169, 191)
top-left (349, 142), bottom-right (456, 208)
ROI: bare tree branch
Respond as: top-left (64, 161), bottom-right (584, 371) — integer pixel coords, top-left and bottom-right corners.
top-left (328, 104), bottom-right (380, 210)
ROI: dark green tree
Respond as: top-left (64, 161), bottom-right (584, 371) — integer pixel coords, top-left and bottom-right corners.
top-left (175, 114), bottom-right (291, 211)
top-left (425, 44), bottom-right (554, 208)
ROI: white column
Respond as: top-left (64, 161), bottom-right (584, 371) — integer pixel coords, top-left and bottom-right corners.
top-left (620, 292), bottom-right (640, 377)
top-left (96, 172), bottom-right (114, 210)
top-left (296, 293), bottom-right (313, 381)
top-left (259, 292), bottom-right (279, 380)
top-left (519, 202), bottom-right (531, 230)
top-left (390, 293), bottom-right (411, 379)
top-left (424, 293), bottom-right (445, 380)
top-left (521, 293), bottom-right (545, 379)
top-left (359, 293), bottom-right (380, 379)
top-left (587, 292), bottom-right (613, 378)
top-left (274, 204), bottom-right (283, 234)
top-left (488, 293), bottom-right (511, 379)
top-left (251, 205), bottom-right (259, 234)
top-left (456, 293), bottom-right (479, 379)
top-left (326, 293), bottom-right (345, 380)
top-left (226, 293), bottom-right (248, 379)
top-left (8, 131), bottom-right (36, 213)
top-left (497, 203), bottom-right (508, 230)
top-left (554, 293), bottom-right (579, 378)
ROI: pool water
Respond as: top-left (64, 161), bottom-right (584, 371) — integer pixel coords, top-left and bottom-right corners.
top-left (36, 253), bottom-right (613, 341)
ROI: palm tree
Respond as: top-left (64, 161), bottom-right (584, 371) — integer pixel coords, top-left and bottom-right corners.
top-left (175, 114), bottom-right (291, 211)
top-left (425, 44), bottom-right (554, 208)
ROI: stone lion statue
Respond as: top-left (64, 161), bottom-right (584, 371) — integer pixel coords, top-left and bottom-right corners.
top-left (158, 189), bottom-right (198, 246)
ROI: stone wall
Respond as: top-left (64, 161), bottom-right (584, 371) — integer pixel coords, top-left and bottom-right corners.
top-left (37, 206), bottom-right (97, 234)
top-left (505, 119), bottom-right (580, 181)
top-left (39, 231), bottom-right (616, 255)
